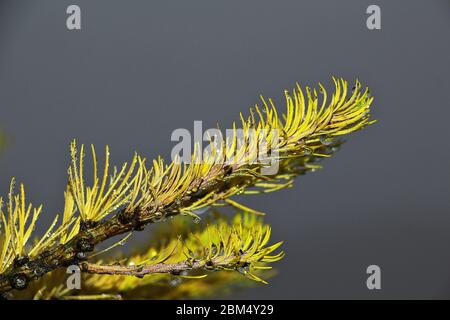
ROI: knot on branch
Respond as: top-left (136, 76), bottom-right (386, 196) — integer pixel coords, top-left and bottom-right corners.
top-left (9, 273), bottom-right (28, 291)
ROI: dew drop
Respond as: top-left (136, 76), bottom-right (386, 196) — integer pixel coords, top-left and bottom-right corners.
top-left (331, 146), bottom-right (340, 153)
top-left (76, 252), bottom-right (87, 260)
top-left (320, 135), bottom-right (333, 146)
top-left (303, 148), bottom-right (312, 155)
top-left (151, 211), bottom-right (165, 223)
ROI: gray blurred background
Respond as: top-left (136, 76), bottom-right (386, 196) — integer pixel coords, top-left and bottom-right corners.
top-left (0, 0), bottom-right (449, 299)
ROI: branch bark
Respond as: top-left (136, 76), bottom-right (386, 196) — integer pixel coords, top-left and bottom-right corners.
top-left (0, 203), bottom-right (186, 293)
top-left (0, 173), bottom-right (249, 294)
top-left (79, 260), bottom-right (204, 277)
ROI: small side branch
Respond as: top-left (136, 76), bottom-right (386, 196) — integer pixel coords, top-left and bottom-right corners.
top-left (80, 260), bottom-right (204, 277)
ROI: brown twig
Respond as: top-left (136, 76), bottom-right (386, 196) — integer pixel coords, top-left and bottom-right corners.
top-left (80, 261), bottom-right (203, 277)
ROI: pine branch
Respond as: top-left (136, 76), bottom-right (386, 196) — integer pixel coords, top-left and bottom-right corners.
top-left (81, 214), bottom-right (283, 284)
top-left (81, 261), bottom-right (201, 277)
top-left (0, 78), bottom-right (375, 295)
top-left (80, 257), bottom-right (251, 280)
top-left (10, 214), bottom-right (282, 299)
